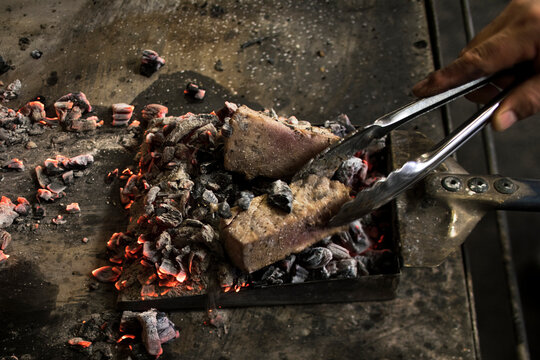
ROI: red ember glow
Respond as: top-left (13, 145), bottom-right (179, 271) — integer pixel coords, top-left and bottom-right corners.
top-left (68, 338), bottom-right (92, 348)
top-left (92, 266), bottom-right (122, 282)
top-left (0, 250), bottom-right (10, 263)
top-left (115, 280), bottom-right (128, 291)
top-left (117, 334), bottom-right (136, 343)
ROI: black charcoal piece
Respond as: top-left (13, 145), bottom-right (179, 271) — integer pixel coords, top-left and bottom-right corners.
top-left (56, 92), bottom-right (92, 113)
top-left (326, 242), bottom-right (351, 260)
top-left (348, 220), bottom-right (371, 254)
top-left (214, 59), bottom-right (224, 71)
top-left (299, 247), bottom-right (332, 269)
top-left (334, 157), bottom-right (367, 187)
top-left (324, 114), bottom-right (355, 137)
top-left (156, 231), bottom-right (171, 249)
top-left (267, 180), bottom-right (293, 213)
top-left (261, 266), bottom-right (285, 285)
top-left (201, 189), bottom-right (218, 205)
top-left (336, 258), bottom-right (358, 278)
top-left (217, 201), bottom-right (232, 218)
top-left (291, 264), bottom-right (309, 283)
top-left (0, 55), bottom-right (12, 75)
top-left (236, 191), bottom-right (254, 210)
top-left (47, 181), bottom-right (66, 194)
top-left (140, 50), bottom-right (165, 77)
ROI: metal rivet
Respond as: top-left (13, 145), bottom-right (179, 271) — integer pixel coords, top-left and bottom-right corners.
top-left (468, 177), bottom-right (488, 193)
top-left (441, 176), bottom-right (462, 192)
top-left (494, 178), bottom-right (517, 194)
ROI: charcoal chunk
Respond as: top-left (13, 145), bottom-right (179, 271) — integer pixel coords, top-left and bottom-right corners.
top-left (299, 247), bottom-right (332, 269)
top-left (291, 264), bottom-right (309, 283)
top-left (324, 114), bottom-right (355, 137)
top-left (334, 157), bottom-right (367, 187)
top-left (261, 266), bottom-right (285, 285)
top-left (140, 50), bottom-right (165, 77)
top-left (236, 190), bottom-right (254, 210)
top-left (267, 180), bottom-right (293, 213)
top-left (217, 201), bottom-right (232, 218)
top-left (336, 258), bottom-right (358, 278)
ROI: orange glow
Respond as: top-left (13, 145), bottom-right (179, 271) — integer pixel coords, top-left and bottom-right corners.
top-left (186, 285), bottom-right (193, 291)
top-left (160, 288), bottom-right (171, 296)
top-left (68, 338), bottom-right (92, 348)
top-left (158, 278), bottom-right (178, 288)
top-left (176, 272), bottom-right (187, 283)
top-left (91, 266), bottom-right (122, 282)
top-left (0, 250), bottom-right (10, 263)
top-left (109, 254), bottom-right (124, 264)
top-left (0, 196), bottom-right (13, 206)
top-left (124, 200), bottom-right (134, 210)
top-left (116, 334), bottom-right (136, 343)
top-left (125, 243), bottom-right (142, 256)
top-left (222, 285), bottom-right (232, 293)
top-left (115, 280), bottom-right (128, 291)
top-left (141, 284), bottom-right (159, 299)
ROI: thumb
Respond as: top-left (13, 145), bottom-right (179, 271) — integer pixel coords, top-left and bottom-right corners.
top-left (492, 73), bottom-right (540, 131)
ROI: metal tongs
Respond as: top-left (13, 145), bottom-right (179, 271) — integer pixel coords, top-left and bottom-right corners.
top-left (293, 74), bottom-right (515, 227)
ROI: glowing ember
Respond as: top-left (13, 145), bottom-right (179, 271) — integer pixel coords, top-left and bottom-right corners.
top-left (141, 284), bottom-right (159, 299)
top-left (117, 334), bottom-right (136, 343)
top-left (92, 265), bottom-right (122, 282)
top-left (52, 214), bottom-right (67, 225)
top-left (66, 202), bottom-right (80, 213)
top-left (3, 158), bottom-right (24, 171)
top-left (67, 337), bottom-right (92, 348)
top-left (115, 279), bottom-right (128, 291)
top-left (0, 250), bottom-right (10, 263)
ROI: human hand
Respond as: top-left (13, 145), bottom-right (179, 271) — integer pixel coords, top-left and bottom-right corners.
top-left (412, 0), bottom-right (540, 131)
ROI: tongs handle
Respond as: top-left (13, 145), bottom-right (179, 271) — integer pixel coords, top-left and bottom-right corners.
top-left (374, 76), bottom-right (493, 129)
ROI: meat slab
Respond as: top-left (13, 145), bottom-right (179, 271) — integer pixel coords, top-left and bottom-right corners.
top-left (221, 174), bottom-right (351, 273)
top-left (223, 106), bottom-right (339, 179)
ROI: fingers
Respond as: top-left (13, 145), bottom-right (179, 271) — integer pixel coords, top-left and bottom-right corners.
top-left (413, 31), bottom-right (534, 97)
top-left (492, 72), bottom-right (540, 131)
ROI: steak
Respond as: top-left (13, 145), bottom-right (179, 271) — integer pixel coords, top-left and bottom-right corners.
top-left (223, 106), bottom-right (339, 179)
top-left (221, 174), bottom-right (351, 273)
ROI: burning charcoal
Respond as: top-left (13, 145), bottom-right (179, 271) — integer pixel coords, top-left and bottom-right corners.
top-left (140, 50), bottom-right (165, 77)
top-left (336, 258), bottom-right (358, 278)
top-left (184, 82), bottom-right (206, 101)
top-left (324, 114), bottom-right (355, 137)
top-left (67, 337), bottom-right (92, 348)
top-left (326, 242), bottom-right (351, 260)
top-left (52, 214), bottom-right (66, 224)
top-left (0, 250), bottom-right (9, 263)
top-left (14, 197), bottom-right (30, 216)
top-left (19, 101), bottom-right (46, 123)
top-left (348, 220), bottom-right (371, 254)
top-left (137, 309), bottom-right (163, 356)
top-left (156, 231), bottom-right (171, 249)
top-left (0, 229), bottom-right (11, 250)
top-left (291, 264), bottom-right (309, 283)
top-left (158, 258), bottom-right (179, 277)
top-left (216, 101), bottom-right (238, 122)
top-left (30, 49), bottom-right (42, 59)
top-left (3, 158), bottom-right (24, 171)
top-left (56, 92), bottom-right (92, 113)
top-left (235, 190), bottom-right (254, 210)
top-left (112, 103), bottom-right (135, 126)
top-left (62, 170), bottom-right (74, 185)
top-left (142, 242), bottom-right (159, 263)
top-left (0, 198), bottom-right (18, 228)
top-left (299, 247), bottom-right (332, 269)
top-left (54, 101), bottom-right (73, 122)
top-left (82, 237), bottom-right (89, 243)
top-left (43, 158), bottom-right (63, 175)
top-left (261, 265), bottom-right (285, 285)
top-left (67, 154), bottom-right (94, 169)
top-left (218, 262), bottom-right (236, 290)
top-left (66, 203), bottom-right (80, 213)
top-left (141, 104), bottom-right (168, 123)
top-left (334, 157), bottom-right (367, 187)
top-left (92, 266), bottom-right (122, 282)
top-left (217, 201), bottom-right (232, 218)
top-left (267, 180), bottom-right (293, 213)
top-left (69, 115), bottom-right (101, 132)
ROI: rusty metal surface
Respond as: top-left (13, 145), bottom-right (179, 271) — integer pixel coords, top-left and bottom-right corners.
top-left (0, 0), bottom-right (477, 359)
